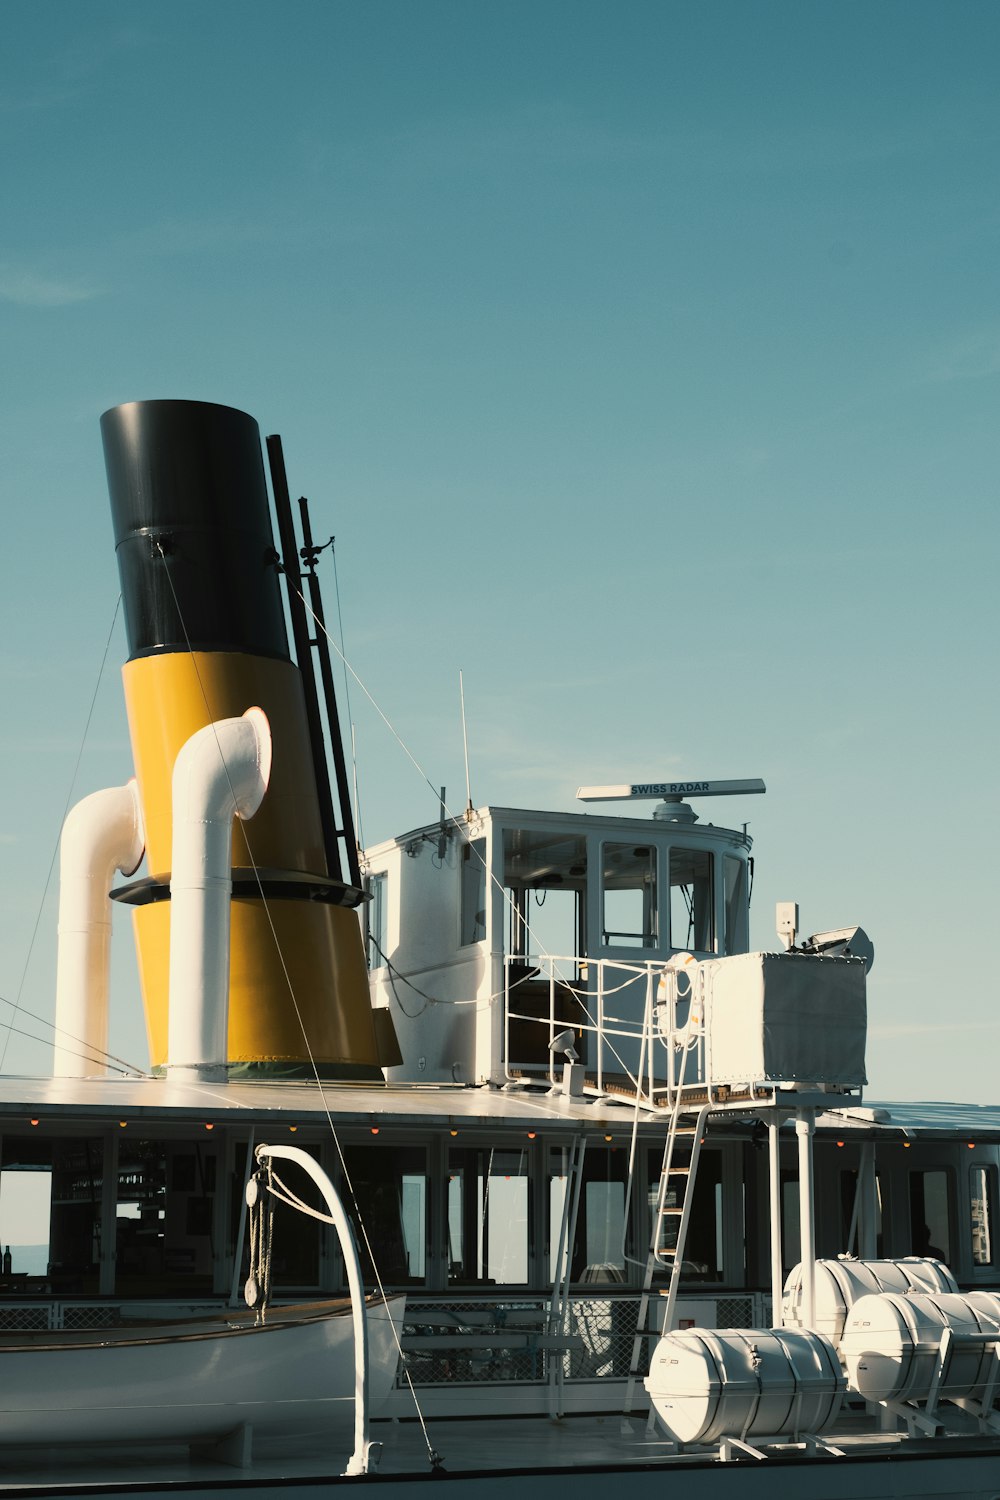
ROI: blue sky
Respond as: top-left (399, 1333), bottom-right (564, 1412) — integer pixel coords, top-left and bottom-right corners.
top-left (0, 0), bottom-right (997, 1099)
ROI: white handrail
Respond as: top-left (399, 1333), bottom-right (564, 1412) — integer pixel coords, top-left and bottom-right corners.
top-left (255, 1143), bottom-right (375, 1477)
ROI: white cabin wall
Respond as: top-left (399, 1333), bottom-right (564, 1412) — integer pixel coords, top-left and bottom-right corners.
top-left (367, 832), bottom-right (488, 1083)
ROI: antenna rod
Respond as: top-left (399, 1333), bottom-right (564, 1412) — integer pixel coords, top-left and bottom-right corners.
top-left (460, 669), bottom-right (473, 817)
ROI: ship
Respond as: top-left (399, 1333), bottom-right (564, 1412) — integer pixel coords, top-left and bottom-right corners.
top-left (1, 399), bottom-right (999, 1497)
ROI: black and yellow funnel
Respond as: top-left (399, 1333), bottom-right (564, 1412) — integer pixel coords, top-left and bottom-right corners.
top-left (103, 399), bottom-right (391, 1080)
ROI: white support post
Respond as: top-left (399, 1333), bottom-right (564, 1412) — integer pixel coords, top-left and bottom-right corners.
top-left (796, 1108), bottom-right (816, 1331)
top-left (768, 1118), bottom-right (783, 1328)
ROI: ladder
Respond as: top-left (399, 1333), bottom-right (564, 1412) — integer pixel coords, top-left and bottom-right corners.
top-left (622, 1097), bottom-right (711, 1422)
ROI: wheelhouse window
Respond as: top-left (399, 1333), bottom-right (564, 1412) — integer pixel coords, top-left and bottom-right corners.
top-left (503, 829), bottom-right (586, 961)
top-left (601, 843), bottom-right (657, 949)
top-left (723, 855), bottom-right (748, 955)
top-left (669, 848), bottom-right (714, 952)
top-left (970, 1165), bottom-right (996, 1267)
top-left (460, 839), bottom-right (487, 945)
top-left (365, 872), bottom-right (388, 968)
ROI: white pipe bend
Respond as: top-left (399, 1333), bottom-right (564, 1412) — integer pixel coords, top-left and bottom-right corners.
top-left (167, 707), bottom-right (272, 1079)
top-left (54, 780), bottom-right (145, 1078)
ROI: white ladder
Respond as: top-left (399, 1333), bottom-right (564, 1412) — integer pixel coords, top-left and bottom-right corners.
top-left (622, 1097), bottom-right (711, 1422)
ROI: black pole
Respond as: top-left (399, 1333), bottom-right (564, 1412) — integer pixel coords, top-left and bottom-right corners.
top-left (298, 496), bottom-right (363, 893)
top-left (265, 434), bottom-right (343, 884)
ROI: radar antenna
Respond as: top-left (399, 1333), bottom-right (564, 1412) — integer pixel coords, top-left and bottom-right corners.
top-left (576, 778), bottom-right (765, 824)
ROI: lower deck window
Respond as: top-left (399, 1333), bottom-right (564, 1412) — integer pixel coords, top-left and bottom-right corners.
top-left (909, 1169), bottom-right (952, 1264)
top-left (548, 1143), bottom-right (628, 1284)
top-left (342, 1144), bottom-right (427, 1284)
top-left (0, 1137), bottom-right (104, 1294)
top-left (970, 1165), bottom-right (996, 1266)
top-left (649, 1149), bottom-right (724, 1282)
top-left (448, 1146), bottom-right (529, 1285)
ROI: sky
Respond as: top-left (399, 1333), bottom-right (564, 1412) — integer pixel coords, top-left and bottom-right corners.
top-left (0, 0), bottom-right (997, 1101)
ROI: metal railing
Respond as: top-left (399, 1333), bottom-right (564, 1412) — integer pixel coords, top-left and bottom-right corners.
top-left (395, 1293), bottom-right (760, 1389)
top-left (503, 952), bottom-right (717, 1108)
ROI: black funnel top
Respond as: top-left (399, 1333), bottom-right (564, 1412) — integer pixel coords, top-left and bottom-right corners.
top-left (102, 400), bottom-right (289, 661)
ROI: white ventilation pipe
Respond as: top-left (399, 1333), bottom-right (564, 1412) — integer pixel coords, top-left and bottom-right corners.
top-left (167, 707), bottom-right (271, 1081)
top-left (54, 780), bottom-right (145, 1078)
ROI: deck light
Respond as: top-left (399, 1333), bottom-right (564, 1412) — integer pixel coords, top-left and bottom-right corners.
top-left (903, 1141), bottom-right (911, 1148)
top-left (204, 1123), bottom-right (214, 1131)
top-left (604, 1134), bottom-right (613, 1142)
top-left (371, 1127), bottom-right (379, 1135)
top-left (836, 1141), bottom-right (845, 1148)
top-left (449, 1129), bottom-right (458, 1137)
top-left (119, 1121), bottom-right (127, 1128)
top-left (968, 1142), bottom-right (976, 1149)
top-left (527, 1131), bottom-right (536, 1139)
top-left (289, 1125), bottom-right (298, 1133)
top-left (29, 1118), bottom-right (39, 1127)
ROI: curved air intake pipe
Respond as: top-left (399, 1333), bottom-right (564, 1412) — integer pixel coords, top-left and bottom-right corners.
top-left (54, 781), bottom-right (145, 1078)
top-left (168, 709), bottom-right (271, 1082)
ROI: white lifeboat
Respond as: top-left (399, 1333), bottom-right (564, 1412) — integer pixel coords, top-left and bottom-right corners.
top-left (644, 1327), bottom-right (844, 1445)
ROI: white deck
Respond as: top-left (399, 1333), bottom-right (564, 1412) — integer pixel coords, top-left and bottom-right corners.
top-left (1, 1412), bottom-right (1000, 1498)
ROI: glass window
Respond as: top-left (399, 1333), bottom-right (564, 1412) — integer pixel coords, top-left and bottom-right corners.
top-left (723, 856), bottom-right (748, 955)
top-left (970, 1166), bottom-right (995, 1267)
top-left (448, 1145), bottom-right (529, 1285)
top-left (0, 1136), bottom-right (105, 1295)
top-left (782, 1174), bottom-right (800, 1273)
top-left (342, 1143), bottom-right (428, 1285)
top-left (460, 839), bottom-right (487, 945)
top-left (365, 872), bottom-right (388, 968)
top-left (839, 1169), bottom-right (884, 1257)
top-left (601, 843), bottom-right (657, 949)
top-left (669, 848), bottom-right (714, 952)
top-left (116, 1137), bottom-right (219, 1297)
top-left (648, 1148), bottom-right (724, 1282)
top-left (503, 829), bottom-right (587, 960)
top-left (548, 1142), bottom-right (629, 1284)
top-left (910, 1169), bottom-right (952, 1265)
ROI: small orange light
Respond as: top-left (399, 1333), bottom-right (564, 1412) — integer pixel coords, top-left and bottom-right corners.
top-left (29, 1118), bottom-right (39, 1127)
top-left (204, 1123), bottom-right (214, 1131)
top-left (968, 1142), bottom-right (976, 1150)
top-left (119, 1121), bottom-right (127, 1129)
top-left (903, 1141), bottom-right (911, 1148)
top-left (836, 1140), bottom-right (845, 1148)
top-left (604, 1134), bottom-right (613, 1142)
top-left (527, 1131), bottom-right (536, 1139)
top-left (449, 1130), bottom-right (458, 1137)
top-left (371, 1127), bottom-right (379, 1135)
top-left (289, 1126), bottom-right (298, 1133)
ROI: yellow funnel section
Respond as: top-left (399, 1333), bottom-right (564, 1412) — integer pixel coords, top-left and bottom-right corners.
top-left (123, 651), bottom-right (381, 1079)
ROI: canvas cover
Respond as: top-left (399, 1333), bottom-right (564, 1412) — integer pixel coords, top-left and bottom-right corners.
top-left (707, 951), bottom-right (867, 1089)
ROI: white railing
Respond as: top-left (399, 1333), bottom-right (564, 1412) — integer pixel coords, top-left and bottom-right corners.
top-left (503, 952), bottom-right (722, 1108)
